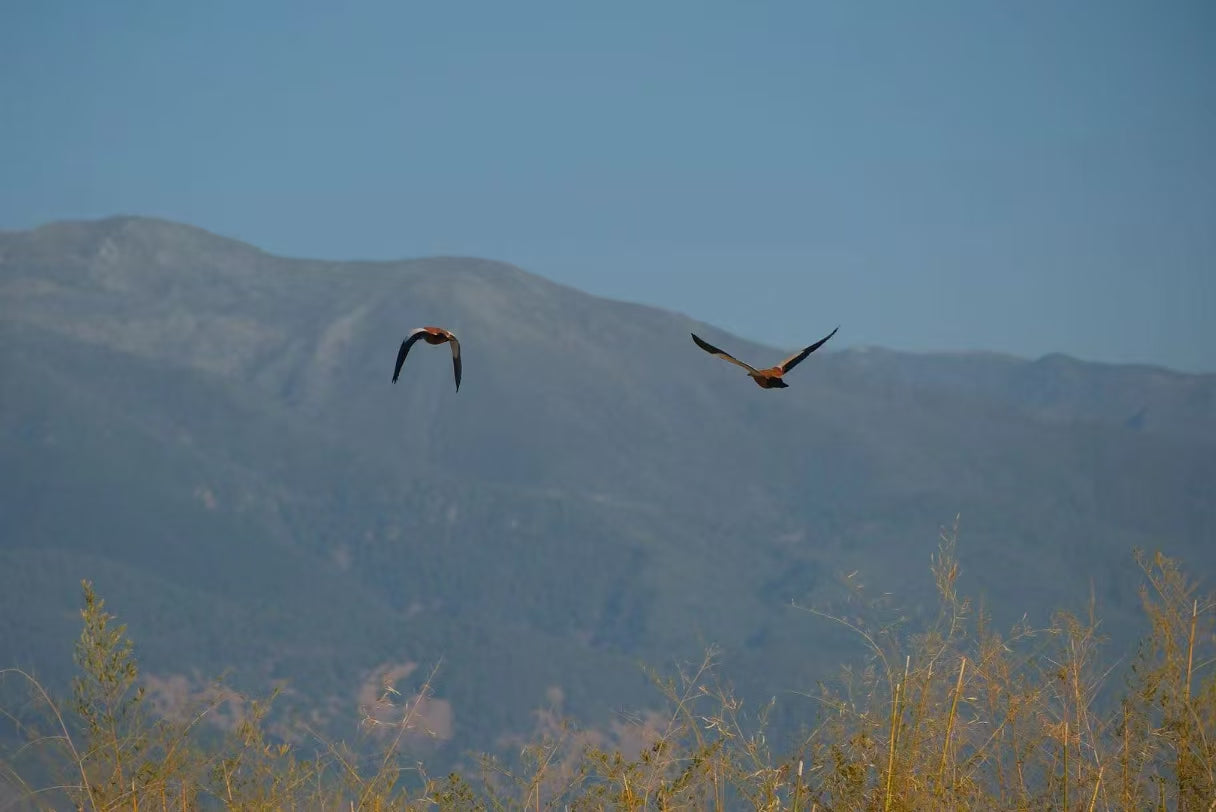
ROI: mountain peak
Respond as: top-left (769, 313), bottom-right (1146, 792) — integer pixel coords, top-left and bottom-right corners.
top-left (0, 216), bottom-right (283, 298)
top-left (31, 215), bottom-right (266, 259)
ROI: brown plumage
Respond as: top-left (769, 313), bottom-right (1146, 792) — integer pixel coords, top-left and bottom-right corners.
top-left (392, 326), bottom-right (461, 390)
top-left (690, 327), bottom-right (838, 389)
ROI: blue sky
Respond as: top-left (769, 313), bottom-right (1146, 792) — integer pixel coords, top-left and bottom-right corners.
top-left (3, 1), bottom-right (1213, 371)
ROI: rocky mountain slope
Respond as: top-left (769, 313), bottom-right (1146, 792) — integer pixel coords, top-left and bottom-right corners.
top-left (2, 216), bottom-right (1213, 759)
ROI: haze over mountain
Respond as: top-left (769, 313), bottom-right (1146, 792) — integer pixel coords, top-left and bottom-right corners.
top-left (2, 217), bottom-right (1213, 759)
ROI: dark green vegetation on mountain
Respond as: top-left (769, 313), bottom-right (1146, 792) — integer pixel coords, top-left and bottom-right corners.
top-left (1, 217), bottom-right (1213, 776)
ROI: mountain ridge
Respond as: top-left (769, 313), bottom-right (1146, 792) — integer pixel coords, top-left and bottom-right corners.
top-left (8, 214), bottom-right (1210, 379)
top-left (2, 216), bottom-right (1213, 763)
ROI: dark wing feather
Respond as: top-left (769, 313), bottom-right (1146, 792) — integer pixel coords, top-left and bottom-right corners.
top-left (690, 333), bottom-right (759, 373)
top-left (392, 329), bottom-right (429, 383)
top-left (448, 335), bottom-right (462, 391)
top-left (778, 326), bottom-right (839, 373)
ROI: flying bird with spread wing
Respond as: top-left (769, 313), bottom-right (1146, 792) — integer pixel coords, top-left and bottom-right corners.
top-left (690, 327), bottom-right (838, 389)
top-left (392, 326), bottom-right (462, 391)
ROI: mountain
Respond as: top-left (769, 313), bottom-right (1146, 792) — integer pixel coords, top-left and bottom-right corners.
top-left (2, 216), bottom-right (1214, 761)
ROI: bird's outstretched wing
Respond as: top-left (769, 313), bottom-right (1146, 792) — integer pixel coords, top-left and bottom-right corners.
top-left (778, 326), bottom-right (839, 373)
top-left (448, 335), bottom-right (462, 391)
top-left (392, 328), bottom-right (430, 383)
top-left (691, 333), bottom-right (760, 373)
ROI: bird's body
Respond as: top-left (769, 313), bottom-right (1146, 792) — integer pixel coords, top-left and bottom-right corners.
top-left (393, 326), bottom-right (462, 390)
top-left (690, 327), bottom-right (838, 388)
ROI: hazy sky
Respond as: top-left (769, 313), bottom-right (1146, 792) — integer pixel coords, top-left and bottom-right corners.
top-left (3, 1), bottom-right (1213, 371)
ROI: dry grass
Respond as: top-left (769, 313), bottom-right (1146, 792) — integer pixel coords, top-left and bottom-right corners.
top-left (2, 527), bottom-right (1213, 810)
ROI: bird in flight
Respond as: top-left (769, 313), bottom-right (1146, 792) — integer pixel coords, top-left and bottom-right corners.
top-left (392, 326), bottom-right (462, 390)
top-left (690, 327), bottom-right (838, 389)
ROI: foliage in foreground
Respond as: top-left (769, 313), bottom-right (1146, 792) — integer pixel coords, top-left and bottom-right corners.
top-left (2, 529), bottom-right (1214, 810)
